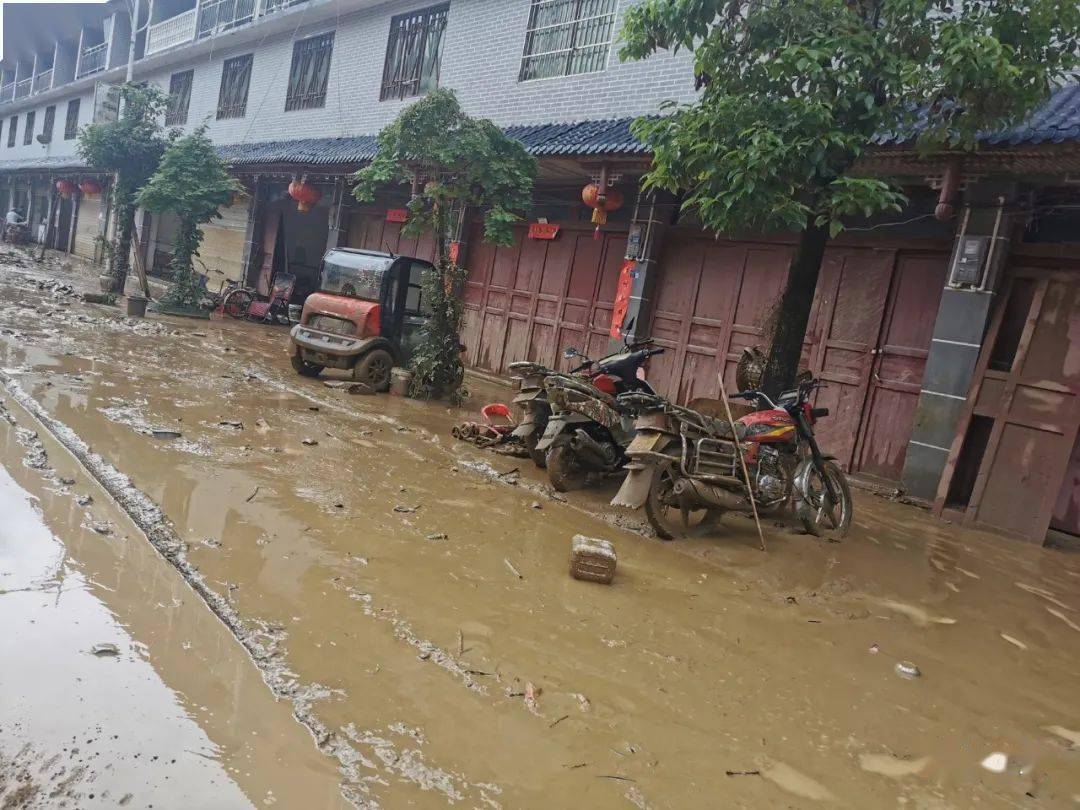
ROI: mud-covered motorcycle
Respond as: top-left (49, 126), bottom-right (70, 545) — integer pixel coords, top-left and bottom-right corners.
top-left (506, 361), bottom-right (556, 467)
top-left (611, 378), bottom-right (852, 539)
top-left (535, 341), bottom-right (664, 491)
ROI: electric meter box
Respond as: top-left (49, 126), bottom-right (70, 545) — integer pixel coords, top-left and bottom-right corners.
top-left (947, 234), bottom-right (1007, 291)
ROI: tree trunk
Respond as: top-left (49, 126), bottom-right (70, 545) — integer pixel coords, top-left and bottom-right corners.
top-left (761, 218), bottom-right (830, 397)
top-left (107, 197), bottom-right (135, 295)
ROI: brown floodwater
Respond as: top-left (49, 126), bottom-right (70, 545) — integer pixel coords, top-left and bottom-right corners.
top-left (1, 247), bottom-right (1078, 808)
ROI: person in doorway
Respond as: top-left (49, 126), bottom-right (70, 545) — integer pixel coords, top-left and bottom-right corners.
top-left (3, 207), bottom-right (26, 243)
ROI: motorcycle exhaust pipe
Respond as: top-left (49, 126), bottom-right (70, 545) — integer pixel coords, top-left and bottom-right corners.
top-left (568, 429), bottom-right (612, 470)
top-left (672, 478), bottom-right (747, 512)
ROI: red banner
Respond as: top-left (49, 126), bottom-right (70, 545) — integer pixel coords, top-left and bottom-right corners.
top-left (610, 258), bottom-right (636, 339)
top-left (386, 208), bottom-right (408, 223)
top-left (527, 222), bottom-right (560, 240)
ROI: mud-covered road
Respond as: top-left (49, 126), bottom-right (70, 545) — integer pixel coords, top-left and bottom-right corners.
top-left (1, 247), bottom-right (1078, 809)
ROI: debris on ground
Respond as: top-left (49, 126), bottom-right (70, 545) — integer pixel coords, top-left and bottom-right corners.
top-left (894, 661), bottom-right (921, 679)
top-left (425, 532), bottom-right (448, 541)
top-left (90, 642), bottom-right (119, 657)
top-left (58, 476), bottom-right (76, 485)
top-left (151, 429), bottom-right (182, 439)
top-left (570, 535), bottom-right (617, 585)
top-left (394, 504), bottom-right (418, 513)
top-left (301, 438), bottom-right (319, 446)
top-left (348, 383), bottom-right (375, 395)
top-left (219, 419), bottom-right (244, 430)
top-left (981, 752), bottom-right (1008, 773)
top-left (76, 494), bottom-right (93, 506)
top-left (91, 522), bottom-right (113, 535)
top-left (504, 558), bottom-right (523, 579)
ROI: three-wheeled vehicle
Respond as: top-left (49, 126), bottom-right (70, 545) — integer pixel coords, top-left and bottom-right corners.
top-left (288, 249), bottom-right (433, 391)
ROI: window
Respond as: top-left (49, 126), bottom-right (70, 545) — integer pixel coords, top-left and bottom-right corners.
top-left (380, 4), bottom-right (448, 101)
top-left (166, 70), bottom-right (193, 126)
top-left (286, 32), bottom-right (334, 111)
top-left (41, 105), bottom-right (55, 143)
top-left (64, 99), bottom-right (80, 139)
top-left (7, 116), bottom-right (15, 148)
top-left (405, 262), bottom-right (431, 315)
top-left (519, 0), bottom-right (616, 82)
top-left (217, 54), bottom-right (253, 120)
top-left (23, 111), bottom-right (35, 145)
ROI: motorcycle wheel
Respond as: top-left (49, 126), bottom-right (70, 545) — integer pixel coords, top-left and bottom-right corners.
top-left (796, 461), bottom-right (853, 539)
top-left (644, 453), bottom-right (714, 541)
top-left (546, 440), bottom-right (588, 492)
top-left (527, 441), bottom-right (548, 469)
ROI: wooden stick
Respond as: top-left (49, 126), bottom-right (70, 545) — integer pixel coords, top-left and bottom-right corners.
top-left (717, 380), bottom-right (767, 552)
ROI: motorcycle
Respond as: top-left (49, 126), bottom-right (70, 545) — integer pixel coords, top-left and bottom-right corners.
top-left (506, 361), bottom-right (557, 467)
top-left (611, 378), bottom-right (853, 539)
top-left (535, 339), bottom-right (664, 491)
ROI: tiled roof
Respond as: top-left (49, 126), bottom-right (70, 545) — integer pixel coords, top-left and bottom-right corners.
top-left (2, 87), bottom-right (1077, 176)
top-left (873, 83), bottom-right (1080, 147)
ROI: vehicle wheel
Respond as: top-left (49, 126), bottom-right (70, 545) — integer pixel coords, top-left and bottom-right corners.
top-left (644, 449), bottom-right (714, 541)
top-left (222, 288), bottom-right (254, 319)
top-left (528, 443), bottom-right (548, 469)
top-left (291, 353), bottom-right (323, 378)
top-left (796, 461), bottom-right (853, 539)
top-left (353, 349), bottom-right (393, 392)
top-left (546, 440), bottom-right (588, 492)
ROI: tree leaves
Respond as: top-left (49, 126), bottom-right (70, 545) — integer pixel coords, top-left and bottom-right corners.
top-left (620, 0), bottom-right (1079, 237)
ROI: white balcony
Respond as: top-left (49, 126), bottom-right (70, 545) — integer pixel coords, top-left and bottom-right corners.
top-left (77, 43), bottom-right (108, 78)
top-left (14, 78), bottom-right (31, 99)
top-left (197, 0), bottom-right (256, 38)
top-left (32, 69), bottom-right (53, 94)
top-left (146, 8), bottom-right (198, 55)
top-left (0, 83), bottom-right (14, 104)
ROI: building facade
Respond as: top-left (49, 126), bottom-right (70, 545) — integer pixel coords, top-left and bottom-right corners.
top-left (2, 0), bottom-right (1079, 544)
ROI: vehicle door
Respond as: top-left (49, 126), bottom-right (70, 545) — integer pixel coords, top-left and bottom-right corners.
top-left (399, 260), bottom-right (434, 362)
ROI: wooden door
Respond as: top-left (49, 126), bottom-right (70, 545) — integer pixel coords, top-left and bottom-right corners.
top-left (940, 268), bottom-right (1080, 542)
top-left (461, 223), bottom-right (626, 374)
top-left (73, 193), bottom-right (102, 260)
top-left (853, 253), bottom-right (948, 480)
top-left (802, 249), bottom-right (894, 470)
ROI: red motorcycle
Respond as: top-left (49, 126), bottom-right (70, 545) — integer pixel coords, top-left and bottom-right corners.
top-left (611, 378), bottom-right (852, 539)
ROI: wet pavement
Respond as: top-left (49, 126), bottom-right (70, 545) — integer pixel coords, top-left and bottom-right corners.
top-left (0, 246), bottom-right (1078, 808)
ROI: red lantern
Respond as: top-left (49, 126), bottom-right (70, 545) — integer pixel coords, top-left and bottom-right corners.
top-left (581, 183), bottom-right (624, 228)
top-left (288, 179), bottom-right (322, 213)
top-left (56, 179), bottom-right (77, 199)
top-left (78, 179), bottom-right (102, 196)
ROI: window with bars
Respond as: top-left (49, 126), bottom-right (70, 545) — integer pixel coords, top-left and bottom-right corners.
top-left (217, 54), bottom-right (253, 119)
top-left (285, 32), bottom-right (334, 111)
top-left (64, 99), bottom-right (80, 139)
top-left (166, 70), bottom-right (194, 126)
top-left (42, 105), bottom-right (55, 143)
top-left (380, 4), bottom-right (448, 101)
top-left (7, 116), bottom-right (16, 148)
top-left (519, 0), bottom-right (616, 82)
top-left (23, 111), bottom-right (35, 145)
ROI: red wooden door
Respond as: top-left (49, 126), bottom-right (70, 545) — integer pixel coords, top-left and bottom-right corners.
top-left (461, 223), bottom-right (626, 374)
top-left (804, 249), bottom-right (894, 470)
top-left (854, 254), bottom-right (948, 480)
top-left (943, 269), bottom-right (1080, 541)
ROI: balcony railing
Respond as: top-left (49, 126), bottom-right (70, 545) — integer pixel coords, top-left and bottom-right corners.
top-left (146, 8), bottom-right (198, 55)
top-left (32, 69), bottom-right (53, 94)
top-left (259, 0), bottom-right (307, 16)
top-left (0, 83), bottom-right (14, 104)
top-left (77, 43), bottom-right (108, 78)
top-left (14, 78), bottom-right (31, 99)
top-left (197, 0), bottom-right (256, 38)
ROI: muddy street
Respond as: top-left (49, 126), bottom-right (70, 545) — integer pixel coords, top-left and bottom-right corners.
top-left (1, 248), bottom-right (1079, 809)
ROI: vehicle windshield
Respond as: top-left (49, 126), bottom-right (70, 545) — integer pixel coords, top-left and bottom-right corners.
top-left (319, 252), bottom-right (394, 300)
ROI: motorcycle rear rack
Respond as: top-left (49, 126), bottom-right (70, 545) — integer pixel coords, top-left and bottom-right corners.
top-left (680, 428), bottom-right (739, 479)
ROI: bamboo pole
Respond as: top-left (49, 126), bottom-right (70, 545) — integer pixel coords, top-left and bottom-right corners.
top-left (716, 376), bottom-right (767, 552)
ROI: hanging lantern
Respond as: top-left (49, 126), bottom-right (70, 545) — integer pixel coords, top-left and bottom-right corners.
top-left (581, 182), bottom-right (624, 232)
top-left (288, 178), bottom-right (322, 213)
top-left (55, 179), bottom-right (77, 199)
top-left (78, 179), bottom-right (102, 197)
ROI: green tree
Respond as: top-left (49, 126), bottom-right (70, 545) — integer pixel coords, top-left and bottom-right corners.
top-left (77, 84), bottom-right (169, 294)
top-left (621, 0), bottom-right (1079, 395)
top-left (352, 89), bottom-right (536, 402)
top-left (137, 125), bottom-right (242, 309)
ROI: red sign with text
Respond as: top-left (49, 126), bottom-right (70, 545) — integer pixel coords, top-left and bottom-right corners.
top-left (386, 208), bottom-right (409, 223)
top-left (527, 222), bottom-right (560, 240)
top-left (610, 258), bottom-right (636, 339)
